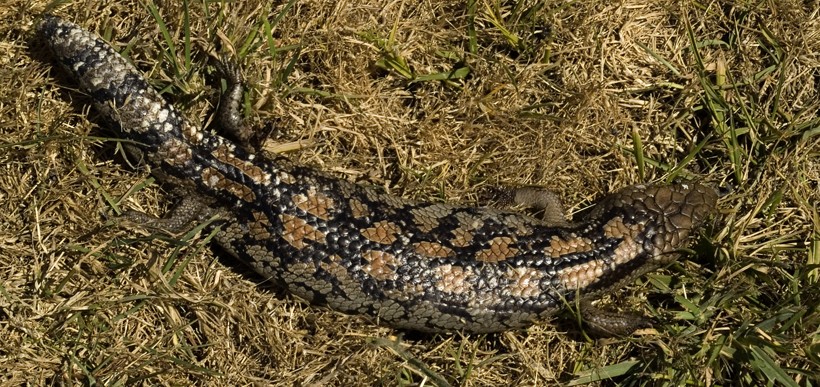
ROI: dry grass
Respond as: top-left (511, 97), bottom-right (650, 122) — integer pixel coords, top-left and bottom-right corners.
top-left (1, 0), bottom-right (819, 385)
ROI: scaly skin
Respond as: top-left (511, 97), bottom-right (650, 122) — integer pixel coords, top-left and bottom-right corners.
top-left (38, 15), bottom-right (717, 333)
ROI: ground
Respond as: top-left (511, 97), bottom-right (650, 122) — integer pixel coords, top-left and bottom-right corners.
top-left (1, 0), bottom-right (819, 385)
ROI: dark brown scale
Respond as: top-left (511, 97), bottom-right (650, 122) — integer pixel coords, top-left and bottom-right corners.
top-left (38, 15), bottom-right (718, 334)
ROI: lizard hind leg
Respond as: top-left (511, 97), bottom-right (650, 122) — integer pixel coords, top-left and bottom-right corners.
top-left (211, 55), bottom-right (281, 154)
top-left (212, 56), bottom-right (254, 148)
top-left (119, 193), bottom-right (220, 236)
top-left (212, 56), bottom-right (283, 160)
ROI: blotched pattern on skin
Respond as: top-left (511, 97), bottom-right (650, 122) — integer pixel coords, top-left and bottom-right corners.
top-left (39, 15), bottom-right (717, 333)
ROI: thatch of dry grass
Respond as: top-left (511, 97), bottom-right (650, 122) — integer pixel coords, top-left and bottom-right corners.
top-left (1, 0), bottom-right (818, 385)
